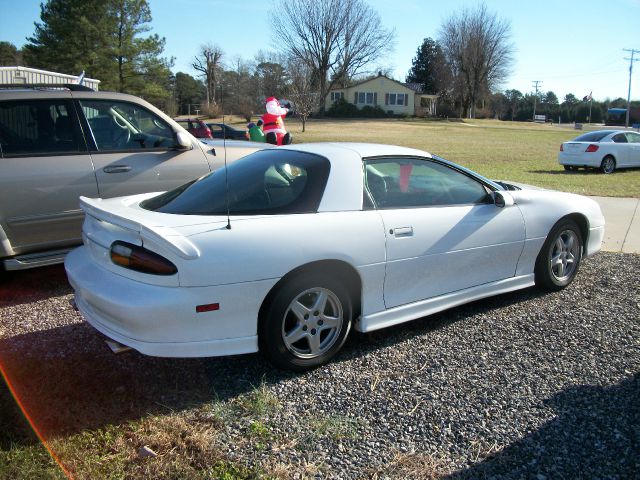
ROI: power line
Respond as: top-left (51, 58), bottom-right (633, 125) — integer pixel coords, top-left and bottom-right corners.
top-left (532, 80), bottom-right (542, 120)
top-left (623, 48), bottom-right (639, 128)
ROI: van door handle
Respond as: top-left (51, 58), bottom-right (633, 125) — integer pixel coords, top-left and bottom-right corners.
top-left (103, 165), bottom-right (132, 173)
top-left (392, 226), bottom-right (414, 237)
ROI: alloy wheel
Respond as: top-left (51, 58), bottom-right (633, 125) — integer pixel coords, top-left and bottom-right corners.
top-left (549, 229), bottom-right (580, 282)
top-left (281, 287), bottom-right (343, 359)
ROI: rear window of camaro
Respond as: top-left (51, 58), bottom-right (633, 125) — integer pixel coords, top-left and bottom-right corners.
top-left (141, 149), bottom-right (330, 215)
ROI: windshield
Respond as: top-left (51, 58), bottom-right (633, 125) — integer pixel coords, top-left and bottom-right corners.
top-left (141, 149), bottom-right (330, 215)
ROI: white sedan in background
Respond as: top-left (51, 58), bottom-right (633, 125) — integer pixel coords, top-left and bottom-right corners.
top-left (65, 143), bottom-right (605, 371)
top-left (558, 129), bottom-right (640, 173)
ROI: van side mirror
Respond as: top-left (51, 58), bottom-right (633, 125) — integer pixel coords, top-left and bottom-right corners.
top-left (174, 131), bottom-right (192, 150)
top-left (493, 191), bottom-right (514, 208)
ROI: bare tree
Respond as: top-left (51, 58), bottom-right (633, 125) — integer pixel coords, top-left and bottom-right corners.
top-left (192, 43), bottom-right (223, 108)
top-left (287, 60), bottom-right (317, 132)
top-left (273, 0), bottom-right (394, 112)
top-left (439, 3), bottom-right (513, 118)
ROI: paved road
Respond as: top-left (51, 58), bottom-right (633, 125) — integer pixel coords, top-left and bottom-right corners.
top-left (590, 196), bottom-right (640, 254)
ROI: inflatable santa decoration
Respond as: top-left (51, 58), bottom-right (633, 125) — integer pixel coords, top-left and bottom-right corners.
top-left (261, 97), bottom-right (292, 145)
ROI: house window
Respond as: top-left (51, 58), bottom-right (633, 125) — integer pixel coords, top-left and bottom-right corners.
top-left (386, 93), bottom-right (408, 106)
top-left (330, 92), bottom-right (344, 103)
top-left (355, 92), bottom-right (376, 105)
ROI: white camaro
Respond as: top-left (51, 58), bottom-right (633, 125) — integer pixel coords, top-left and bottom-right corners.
top-left (65, 143), bottom-right (605, 371)
top-left (558, 129), bottom-right (640, 173)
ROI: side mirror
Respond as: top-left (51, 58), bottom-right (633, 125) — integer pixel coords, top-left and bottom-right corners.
top-left (493, 191), bottom-right (515, 208)
top-left (174, 131), bottom-right (193, 150)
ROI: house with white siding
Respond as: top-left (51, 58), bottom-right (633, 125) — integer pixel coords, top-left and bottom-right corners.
top-left (324, 73), bottom-right (437, 117)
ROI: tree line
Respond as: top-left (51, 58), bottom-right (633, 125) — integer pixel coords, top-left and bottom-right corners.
top-left (1, 0), bottom-right (395, 130)
top-left (2, 0), bottom-right (628, 125)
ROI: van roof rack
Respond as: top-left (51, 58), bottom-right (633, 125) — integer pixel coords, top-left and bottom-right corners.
top-left (0, 83), bottom-right (95, 91)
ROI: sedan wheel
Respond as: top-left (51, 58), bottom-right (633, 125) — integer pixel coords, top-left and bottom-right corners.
top-left (259, 273), bottom-right (352, 371)
top-left (535, 219), bottom-right (583, 291)
top-left (563, 165), bottom-right (575, 171)
top-left (600, 156), bottom-right (616, 174)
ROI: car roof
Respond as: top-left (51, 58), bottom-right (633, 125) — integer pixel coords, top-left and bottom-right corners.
top-left (279, 142), bottom-right (434, 160)
top-left (576, 129), bottom-right (626, 136)
top-left (0, 88), bottom-right (145, 102)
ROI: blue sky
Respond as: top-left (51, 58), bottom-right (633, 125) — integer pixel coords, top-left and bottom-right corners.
top-left (1, 0), bottom-right (639, 101)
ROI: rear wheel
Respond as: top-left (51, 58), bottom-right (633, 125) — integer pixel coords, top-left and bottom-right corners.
top-left (563, 165), bottom-right (575, 171)
top-left (535, 219), bottom-right (583, 291)
top-left (600, 155), bottom-right (616, 174)
top-left (259, 273), bottom-right (352, 371)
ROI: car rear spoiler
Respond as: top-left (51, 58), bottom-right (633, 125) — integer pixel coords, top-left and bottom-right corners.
top-left (79, 196), bottom-right (201, 260)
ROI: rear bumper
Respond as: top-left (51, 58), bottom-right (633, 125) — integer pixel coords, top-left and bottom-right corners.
top-left (65, 246), bottom-right (277, 357)
top-left (558, 153), bottom-right (599, 168)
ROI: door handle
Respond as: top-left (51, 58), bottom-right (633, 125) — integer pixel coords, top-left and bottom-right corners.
top-left (103, 165), bottom-right (132, 174)
top-left (391, 226), bottom-right (414, 237)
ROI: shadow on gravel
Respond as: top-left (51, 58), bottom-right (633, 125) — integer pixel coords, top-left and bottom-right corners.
top-left (0, 264), bottom-right (69, 307)
top-left (341, 286), bottom-right (548, 361)
top-left (445, 373), bottom-right (640, 479)
top-left (0, 325), bottom-right (295, 439)
top-left (0, 263), bottom-right (547, 445)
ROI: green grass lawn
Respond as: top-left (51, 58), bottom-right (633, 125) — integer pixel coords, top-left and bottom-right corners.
top-left (271, 117), bottom-right (639, 198)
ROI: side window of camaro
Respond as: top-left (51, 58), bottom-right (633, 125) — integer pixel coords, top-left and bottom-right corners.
top-left (79, 100), bottom-right (175, 152)
top-left (364, 157), bottom-right (490, 209)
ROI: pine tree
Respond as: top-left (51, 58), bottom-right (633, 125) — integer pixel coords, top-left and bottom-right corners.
top-left (23, 0), bottom-right (173, 107)
top-left (406, 38), bottom-right (447, 94)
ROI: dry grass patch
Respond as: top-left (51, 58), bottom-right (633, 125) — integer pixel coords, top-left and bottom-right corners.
top-left (49, 412), bottom-right (260, 480)
top-left (367, 450), bottom-right (451, 479)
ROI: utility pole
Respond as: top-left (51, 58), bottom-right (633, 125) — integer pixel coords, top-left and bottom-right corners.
top-left (532, 80), bottom-right (542, 120)
top-left (623, 48), bottom-right (639, 128)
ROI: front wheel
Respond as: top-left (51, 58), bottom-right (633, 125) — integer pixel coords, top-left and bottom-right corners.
top-left (563, 165), bottom-right (575, 171)
top-left (259, 273), bottom-right (352, 371)
top-left (600, 156), bottom-right (616, 174)
top-left (535, 219), bottom-right (583, 291)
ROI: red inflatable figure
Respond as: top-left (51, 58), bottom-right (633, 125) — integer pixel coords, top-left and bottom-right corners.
top-left (262, 96), bottom-right (292, 145)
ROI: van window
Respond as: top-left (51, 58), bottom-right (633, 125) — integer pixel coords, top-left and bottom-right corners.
top-left (0, 99), bottom-right (85, 156)
top-left (80, 100), bottom-right (174, 152)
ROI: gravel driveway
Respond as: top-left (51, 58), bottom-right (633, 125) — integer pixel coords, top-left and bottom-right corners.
top-left (1, 252), bottom-right (638, 479)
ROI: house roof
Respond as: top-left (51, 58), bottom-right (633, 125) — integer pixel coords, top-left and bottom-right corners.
top-left (404, 82), bottom-right (425, 94)
top-left (329, 74), bottom-right (434, 95)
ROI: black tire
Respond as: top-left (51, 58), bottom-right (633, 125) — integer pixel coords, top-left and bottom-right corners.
top-left (563, 165), bottom-right (575, 171)
top-left (535, 219), bottom-right (583, 291)
top-left (600, 155), bottom-right (616, 174)
top-left (265, 132), bottom-right (277, 145)
top-left (259, 272), bottom-right (352, 371)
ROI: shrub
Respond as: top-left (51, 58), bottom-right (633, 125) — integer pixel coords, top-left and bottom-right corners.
top-left (360, 105), bottom-right (387, 118)
top-left (326, 98), bottom-right (389, 118)
top-left (326, 98), bottom-right (359, 117)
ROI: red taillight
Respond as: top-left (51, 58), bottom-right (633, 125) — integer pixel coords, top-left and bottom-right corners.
top-left (205, 127), bottom-right (212, 139)
top-left (585, 144), bottom-right (599, 152)
top-left (560, 144), bottom-right (564, 151)
top-left (110, 241), bottom-right (177, 275)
